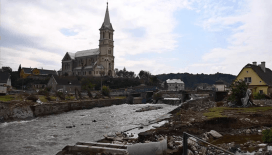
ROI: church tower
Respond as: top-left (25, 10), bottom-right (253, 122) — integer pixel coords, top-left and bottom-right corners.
top-left (99, 2), bottom-right (115, 76)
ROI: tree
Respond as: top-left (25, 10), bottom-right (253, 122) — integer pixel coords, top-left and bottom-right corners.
top-left (227, 80), bottom-right (248, 106)
top-left (102, 85), bottom-right (110, 97)
top-left (81, 78), bottom-right (95, 91)
top-left (18, 64), bottom-right (22, 76)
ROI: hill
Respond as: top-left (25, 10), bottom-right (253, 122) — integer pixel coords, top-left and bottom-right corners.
top-left (156, 72), bottom-right (236, 89)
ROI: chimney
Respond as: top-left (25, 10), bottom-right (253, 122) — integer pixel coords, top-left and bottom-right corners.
top-left (252, 62), bottom-right (257, 66)
top-left (261, 61), bottom-right (266, 72)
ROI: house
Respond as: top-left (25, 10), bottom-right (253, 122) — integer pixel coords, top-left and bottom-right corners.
top-left (214, 80), bottom-right (228, 91)
top-left (0, 72), bottom-right (12, 94)
top-left (165, 79), bottom-right (185, 91)
top-left (20, 67), bottom-right (57, 78)
top-left (61, 3), bottom-right (115, 77)
top-left (47, 75), bottom-right (81, 94)
top-left (235, 61), bottom-right (272, 96)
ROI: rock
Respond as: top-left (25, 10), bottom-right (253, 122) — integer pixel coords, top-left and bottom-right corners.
top-left (245, 118), bottom-right (250, 122)
top-left (258, 143), bottom-right (268, 147)
top-left (66, 126), bottom-right (73, 128)
top-left (92, 120), bottom-right (97, 122)
top-left (246, 129), bottom-right (251, 134)
top-left (258, 130), bottom-right (262, 133)
top-left (207, 130), bottom-right (222, 139)
top-left (188, 137), bottom-right (197, 146)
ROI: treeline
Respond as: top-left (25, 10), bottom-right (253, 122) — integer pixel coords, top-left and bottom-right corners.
top-left (156, 72), bottom-right (236, 89)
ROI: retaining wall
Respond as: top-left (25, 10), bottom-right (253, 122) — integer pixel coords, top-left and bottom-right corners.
top-left (0, 99), bottom-right (125, 122)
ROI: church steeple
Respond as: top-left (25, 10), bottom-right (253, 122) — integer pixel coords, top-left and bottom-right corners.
top-left (100, 2), bottom-right (114, 30)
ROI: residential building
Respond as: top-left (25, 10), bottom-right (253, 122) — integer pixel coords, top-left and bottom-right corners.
top-left (47, 75), bottom-right (81, 94)
top-left (235, 61), bottom-right (272, 95)
top-left (0, 72), bottom-right (12, 94)
top-left (61, 3), bottom-right (115, 77)
top-left (214, 80), bottom-right (228, 91)
top-left (166, 79), bottom-right (185, 91)
top-left (20, 67), bottom-right (57, 78)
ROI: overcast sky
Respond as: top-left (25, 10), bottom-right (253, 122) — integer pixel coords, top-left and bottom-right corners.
top-left (1, 0), bottom-right (272, 76)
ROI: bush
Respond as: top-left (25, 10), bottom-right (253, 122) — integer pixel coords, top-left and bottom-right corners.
top-left (102, 86), bottom-right (110, 97)
top-left (227, 80), bottom-right (248, 106)
top-left (38, 90), bottom-right (49, 96)
top-left (44, 87), bottom-right (52, 92)
top-left (56, 92), bottom-right (65, 100)
top-left (216, 101), bottom-right (224, 107)
top-left (26, 95), bottom-right (38, 102)
top-left (253, 92), bottom-right (266, 99)
top-left (262, 129), bottom-right (272, 143)
top-left (153, 92), bottom-right (163, 101)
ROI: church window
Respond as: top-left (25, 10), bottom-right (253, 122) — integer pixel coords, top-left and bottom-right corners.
top-left (108, 50), bottom-right (111, 54)
top-left (103, 32), bottom-right (105, 39)
top-left (109, 33), bottom-right (111, 39)
top-left (109, 63), bottom-right (111, 69)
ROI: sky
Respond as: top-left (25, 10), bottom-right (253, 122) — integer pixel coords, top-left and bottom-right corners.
top-left (1, 0), bottom-right (272, 76)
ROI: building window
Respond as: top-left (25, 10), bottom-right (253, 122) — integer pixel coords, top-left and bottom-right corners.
top-left (244, 77), bottom-right (251, 83)
top-left (259, 90), bottom-right (263, 94)
top-left (260, 81), bottom-right (262, 83)
top-left (108, 50), bottom-right (111, 54)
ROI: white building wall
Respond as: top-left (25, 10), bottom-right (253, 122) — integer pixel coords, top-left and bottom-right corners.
top-left (215, 84), bottom-right (226, 91)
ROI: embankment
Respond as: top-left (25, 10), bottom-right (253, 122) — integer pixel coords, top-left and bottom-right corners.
top-left (0, 99), bottom-right (125, 122)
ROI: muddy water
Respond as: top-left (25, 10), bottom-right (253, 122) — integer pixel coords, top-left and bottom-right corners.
top-left (0, 103), bottom-right (178, 155)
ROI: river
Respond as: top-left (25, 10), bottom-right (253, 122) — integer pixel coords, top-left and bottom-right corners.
top-left (0, 103), bottom-right (178, 155)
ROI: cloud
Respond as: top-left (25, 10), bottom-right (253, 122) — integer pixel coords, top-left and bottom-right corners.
top-left (1, 0), bottom-right (191, 74)
top-left (190, 0), bottom-right (272, 74)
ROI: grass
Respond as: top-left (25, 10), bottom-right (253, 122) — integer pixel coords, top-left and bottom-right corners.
top-left (0, 95), bottom-right (15, 101)
top-left (203, 106), bottom-right (272, 119)
top-left (39, 95), bottom-right (48, 102)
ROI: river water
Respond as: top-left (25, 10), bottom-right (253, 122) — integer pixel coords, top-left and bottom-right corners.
top-left (0, 103), bottom-right (178, 155)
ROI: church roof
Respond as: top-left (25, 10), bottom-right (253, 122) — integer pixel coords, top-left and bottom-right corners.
top-left (100, 3), bottom-right (114, 30)
top-left (68, 52), bottom-right (75, 59)
top-left (75, 48), bottom-right (100, 58)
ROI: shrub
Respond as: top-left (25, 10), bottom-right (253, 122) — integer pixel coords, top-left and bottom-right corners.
top-left (26, 95), bottom-right (38, 102)
top-left (44, 87), bottom-right (52, 92)
top-left (227, 80), bottom-right (248, 106)
top-left (55, 92), bottom-right (65, 100)
top-left (253, 92), bottom-right (266, 99)
top-left (102, 86), bottom-right (110, 97)
top-left (262, 129), bottom-right (272, 143)
top-left (216, 101), bottom-right (224, 107)
top-left (38, 90), bottom-right (49, 96)
top-left (153, 92), bottom-right (163, 103)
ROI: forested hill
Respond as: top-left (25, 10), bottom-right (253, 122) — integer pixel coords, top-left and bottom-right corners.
top-left (156, 72), bottom-right (236, 89)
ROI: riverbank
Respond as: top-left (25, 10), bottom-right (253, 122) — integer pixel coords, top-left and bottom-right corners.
top-left (61, 98), bottom-right (272, 155)
top-left (134, 98), bottom-right (272, 154)
top-left (0, 103), bottom-right (178, 155)
top-left (0, 98), bottom-right (125, 122)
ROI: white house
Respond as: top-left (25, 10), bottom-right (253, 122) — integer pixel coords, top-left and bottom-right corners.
top-left (0, 72), bottom-right (12, 94)
top-left (214, 80), bottom-right (228, 91)
top-left (166, 79), bottom-right (185, 91)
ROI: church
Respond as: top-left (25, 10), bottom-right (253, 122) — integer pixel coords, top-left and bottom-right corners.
top-left (61, 3), bottom-right (115, 77)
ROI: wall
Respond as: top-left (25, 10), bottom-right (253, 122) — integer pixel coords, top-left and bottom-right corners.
top-left (0, 102), bottom-right (34, 122)
top-left (215, 84), bottom-right (226, 91)
top-left (0, 99), bottom-right (125, 122)
top-left (31, 99), bottom-right (125, 117)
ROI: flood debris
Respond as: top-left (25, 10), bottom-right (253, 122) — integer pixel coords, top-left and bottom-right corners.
top-left (135, 106), bottom-right (162, 112)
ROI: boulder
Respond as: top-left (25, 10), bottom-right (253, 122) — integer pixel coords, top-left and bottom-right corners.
top-left (207, 130), bottom-right (222, 139)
